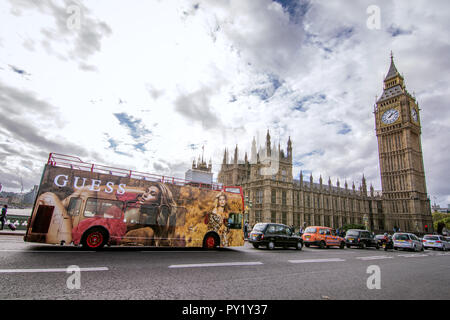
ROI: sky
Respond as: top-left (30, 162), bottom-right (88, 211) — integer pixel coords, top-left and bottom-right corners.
top-left (0, 0), bottom-right (449, 207)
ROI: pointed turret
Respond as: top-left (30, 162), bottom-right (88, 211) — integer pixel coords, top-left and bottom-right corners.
top-left (378, 52), bottom-right (405, 103)
top-left (287, 136), bottom-right (292, 161)
top-left (385, 51), bottom-right (399, 80)
top-left (251, 137), bottom-right (257, 163)
top-left (266, 130), bottom-right (271, 157)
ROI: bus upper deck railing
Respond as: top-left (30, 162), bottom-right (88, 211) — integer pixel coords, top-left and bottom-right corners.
top-left (47, 153), bottom-right (232, 192)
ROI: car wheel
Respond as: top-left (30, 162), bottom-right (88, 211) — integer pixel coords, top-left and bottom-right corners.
top-left (346, 244), bottom-right (351, 248)
top-left (296, 241), bottom-right (303, 250)
top-left (267, 241), bottom-right (275, 250)
top-left (339, 241), bottom-right (345, 249)
top-left (82, 227), bottom-right (107, 250)
top-left (360, 242), bottom-right (366, 249)
top-left (319, 241), bottom-right (326, 249)
top-left (252, 243), bottom-right (259, 249)
top-left (375, 243), bottom-right (380, 250)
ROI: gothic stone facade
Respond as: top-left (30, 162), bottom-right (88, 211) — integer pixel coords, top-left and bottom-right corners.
top-left (218, 56), bottom-right (432, 233)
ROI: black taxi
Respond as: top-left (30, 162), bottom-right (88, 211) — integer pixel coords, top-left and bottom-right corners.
top-left (249, 223), bottom-right (303, 250)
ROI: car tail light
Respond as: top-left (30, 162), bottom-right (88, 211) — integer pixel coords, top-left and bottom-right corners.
top-left (407, 240), bottom-right (412, 243)
top-left (422, 240), bottom-right (426, 242)
top-left (260, 234), bottom-right (264, 240)
top-left (436, 241), bottom-right (442, 243)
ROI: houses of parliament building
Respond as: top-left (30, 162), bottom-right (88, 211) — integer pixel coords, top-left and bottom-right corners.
top-left (217, 55), bottom-right (433, 233)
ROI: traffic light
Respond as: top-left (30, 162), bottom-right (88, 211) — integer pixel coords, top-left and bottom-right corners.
top-left (424, 225), bottom-right (428, 232)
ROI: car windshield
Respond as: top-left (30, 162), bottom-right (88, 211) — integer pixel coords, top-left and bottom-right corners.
top-left (252, 223), bottom-right (267, 232)
top-left (304, 227), bottom-right (316, 233)
top-left (394, 234), bottom-right (409, 240)
top-left (424, 236), bottom-right (439, 240)
top-left (346, 230), bottom-right (360, 237)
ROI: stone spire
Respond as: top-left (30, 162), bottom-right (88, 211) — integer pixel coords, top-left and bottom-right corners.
top-left (251, 137), bottom-right (257, 163)
top-left (266, 129), bottom-right (271, 157)
top-left (385, 51), bottom-right (399, 80)
top-left (287, 136), bottom-right (292, 161)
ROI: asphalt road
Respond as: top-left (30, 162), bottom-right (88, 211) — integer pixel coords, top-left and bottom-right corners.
top-left (0, 235), bottom-right (449, 300)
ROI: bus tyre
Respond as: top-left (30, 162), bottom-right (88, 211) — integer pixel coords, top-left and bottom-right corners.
top-left (82, 227), bottom-right (107, 250)
top-left (319, 241), bottom-right (326, 249)
top-left (340, 241), bottom-right (345, 249)
top-left (203, 234), bottom-right (219, 249)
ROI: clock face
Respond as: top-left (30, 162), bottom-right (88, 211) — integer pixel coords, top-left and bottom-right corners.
top-left (411, 108), bottom-right (418, 122)
top-left (381, 108), bottom-right (399, 124)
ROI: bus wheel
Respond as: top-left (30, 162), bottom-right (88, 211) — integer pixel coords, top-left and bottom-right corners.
top-left (82, 228), bottom-right (107, 250)
top-left (203, 234), bottom-right (218, 249)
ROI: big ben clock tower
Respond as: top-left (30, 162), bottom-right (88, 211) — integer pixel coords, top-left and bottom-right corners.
top-left (374, 53), bottom-right (432, 233)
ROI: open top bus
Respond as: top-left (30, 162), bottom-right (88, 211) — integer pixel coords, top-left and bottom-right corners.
top-left (24, 153), bottom-right (244, 249)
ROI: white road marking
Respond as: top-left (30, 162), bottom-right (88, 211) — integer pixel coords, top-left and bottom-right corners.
top-left (0, 267), bottom-right (109, 273)
top-left (356, 256), bottom-right (393, 261)
top-left (168, 261), bottom-right (263, 268)
top-left (397, 254), bottom-right (429, 258)
top-left (288, 258), bottom-right (345, 264)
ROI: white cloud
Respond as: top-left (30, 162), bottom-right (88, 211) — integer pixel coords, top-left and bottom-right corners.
top-left (0, 0), bottom-right (448, 207)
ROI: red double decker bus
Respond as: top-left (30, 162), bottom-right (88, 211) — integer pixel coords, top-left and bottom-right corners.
top-left (24, 153), bottom-right (244, 249)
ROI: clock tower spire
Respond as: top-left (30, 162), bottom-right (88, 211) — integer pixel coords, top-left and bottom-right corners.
top-left (374, 53), bottom-right (432, 233)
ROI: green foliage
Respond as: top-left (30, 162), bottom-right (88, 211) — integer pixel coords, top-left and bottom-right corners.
top-left (432, 212), bottom-right (450, 231)
top-left (342, 224), bottom-right (366, 231)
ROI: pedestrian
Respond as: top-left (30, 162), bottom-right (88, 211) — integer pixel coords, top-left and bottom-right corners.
top-left (244, 221), bottom-right (249, 239)
top-left (299, 225), bottom-right (304, 236)
top-left (0, 205), bottom-right (7, 230)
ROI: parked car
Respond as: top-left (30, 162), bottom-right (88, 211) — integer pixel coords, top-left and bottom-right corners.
top-left (393, 233), bottom-right (424, 251)
top-left (302, 226), bottom-right (345, 249)
top-left (249, 223), bottom-right (303, 250)
top-left (422, 234), bottom-right (449, 251)
top-left (345, 229), bottom-right (380, 249)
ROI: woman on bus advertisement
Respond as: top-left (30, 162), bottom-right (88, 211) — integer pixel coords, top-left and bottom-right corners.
top-left (206, 192), bottom-right (231, 246)
top-left (120, 183), bottom-right (179, 246)
top-left (29, 165), bottom-right (244, 248)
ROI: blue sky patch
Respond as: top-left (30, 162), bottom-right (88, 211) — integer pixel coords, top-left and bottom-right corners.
top-left (114, 112), bottom-right (152, 139)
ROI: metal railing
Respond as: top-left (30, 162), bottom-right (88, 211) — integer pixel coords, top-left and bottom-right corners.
top-left (47, 153), bottom-right (229, 192)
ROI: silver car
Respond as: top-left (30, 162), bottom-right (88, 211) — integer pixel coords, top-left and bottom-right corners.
top-left (423, 235), bottom-right (449, 251)
top-left (393, 233), bottom-right (424, 252)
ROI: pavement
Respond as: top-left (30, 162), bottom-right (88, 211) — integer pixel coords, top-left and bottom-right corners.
top-left (0, 230), bottom-right (25, 237)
